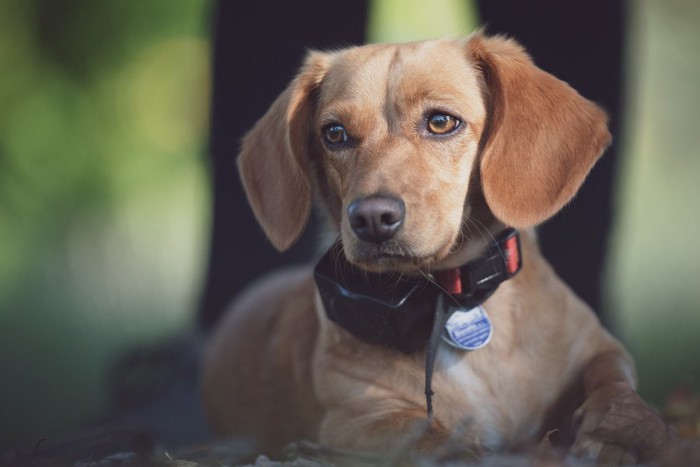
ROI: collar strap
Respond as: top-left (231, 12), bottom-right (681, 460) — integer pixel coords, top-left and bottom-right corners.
top-left (434, 228), bottom-right (521, 301)
top-left (313, 229), bottom-right (522, 354)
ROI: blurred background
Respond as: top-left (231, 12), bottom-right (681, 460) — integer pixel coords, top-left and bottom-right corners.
top-left (0, 0), bottom-right (698, 453)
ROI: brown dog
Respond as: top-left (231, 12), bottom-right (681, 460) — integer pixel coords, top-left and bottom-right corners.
top-left (202, 33), bottom-right (673, 463)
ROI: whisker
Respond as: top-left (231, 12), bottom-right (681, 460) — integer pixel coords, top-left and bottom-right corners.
top-left (332, 236), bottom-right (350, 287)
top-left (468, 217), bottom-right (498, 246)
top-left (419, 270), bottom-right (463, 309)
top-left (468, 218), bottom-right (507, 267)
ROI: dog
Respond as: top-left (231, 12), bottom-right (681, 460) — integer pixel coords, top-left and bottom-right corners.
top-left (201, 33), bottom-right (674, 464)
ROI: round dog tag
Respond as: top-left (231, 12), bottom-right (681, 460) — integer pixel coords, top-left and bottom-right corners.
top-left (442, 305), bottom-right (493, 350)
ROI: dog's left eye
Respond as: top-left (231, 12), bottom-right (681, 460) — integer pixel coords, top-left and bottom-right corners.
top-left (427, 114), bottom-right (461, 135)
top-left (322, 124), bottom-right (348, 146)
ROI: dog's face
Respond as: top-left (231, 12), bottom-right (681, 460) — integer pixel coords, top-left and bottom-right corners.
top-left (238, 34), bottom-right (611, 273)
top-left (313, 41), bottom-right (486, 271)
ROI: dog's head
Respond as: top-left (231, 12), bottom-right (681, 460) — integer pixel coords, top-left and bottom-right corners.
top-left (238, 34), bottom-right (610, 273)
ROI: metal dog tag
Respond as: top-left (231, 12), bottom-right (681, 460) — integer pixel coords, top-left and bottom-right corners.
top-left (442, 305), bottom-right (493, 350)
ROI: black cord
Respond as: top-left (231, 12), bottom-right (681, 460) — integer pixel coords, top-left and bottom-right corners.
top-left (424, 294), bottom-right (453, 418)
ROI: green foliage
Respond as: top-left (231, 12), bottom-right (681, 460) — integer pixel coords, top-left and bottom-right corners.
top-left (368, 0), bottom-right (476, 43)
top-left (0, 0), bottom-right (212, 448)
top-left (607, 0), bottom-right (700, 403)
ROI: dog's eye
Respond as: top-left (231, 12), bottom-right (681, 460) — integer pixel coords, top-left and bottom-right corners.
top-left (427, 114), bottom-right (461, 135)
top-left (322, 124), bottom-right (348, 146)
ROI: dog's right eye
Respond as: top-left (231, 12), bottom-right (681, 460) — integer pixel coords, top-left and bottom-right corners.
top-left (427, 113), bottom-right (461, 136)
top-left (322, 124), bottom-right (348, 146)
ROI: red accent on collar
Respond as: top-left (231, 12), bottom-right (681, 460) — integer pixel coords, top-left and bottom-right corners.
top-left (504, 235), bottom-right (520, 274)
top-left (434, 268), bottom-right (462, 294)
top-left (433, 229), bottom-right (521, 296)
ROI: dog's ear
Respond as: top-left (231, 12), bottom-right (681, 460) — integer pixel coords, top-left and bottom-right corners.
top-left (238, 51), bottom-right (330, 251)
top-left (467, 34), bottom-right (611, 228)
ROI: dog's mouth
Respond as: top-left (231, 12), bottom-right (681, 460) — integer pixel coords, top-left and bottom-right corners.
top-left (344, 241), bottom-right (441, 274)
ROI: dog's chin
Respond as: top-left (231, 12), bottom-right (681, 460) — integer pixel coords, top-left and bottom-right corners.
top-left (344, 241), bottom-right (447, 274)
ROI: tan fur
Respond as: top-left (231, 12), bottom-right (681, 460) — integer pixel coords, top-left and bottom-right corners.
top-left (202, 33), bottom-right (670, 463)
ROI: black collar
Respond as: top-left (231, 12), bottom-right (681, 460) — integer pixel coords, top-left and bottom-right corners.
top-left (313, 229), bottom-right (522, 416)
top-left (314, 229), bottom-right (522, 353)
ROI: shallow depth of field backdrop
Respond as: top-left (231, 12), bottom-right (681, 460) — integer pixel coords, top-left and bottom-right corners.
top-left (1, 0), bottom-right (698, 450)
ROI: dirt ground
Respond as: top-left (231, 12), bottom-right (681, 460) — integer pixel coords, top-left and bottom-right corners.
top-left (2, 336), bottom-right (699, 466)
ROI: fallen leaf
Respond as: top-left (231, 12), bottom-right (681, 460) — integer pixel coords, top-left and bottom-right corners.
top-left (578, 383), bottom-right (677, 462)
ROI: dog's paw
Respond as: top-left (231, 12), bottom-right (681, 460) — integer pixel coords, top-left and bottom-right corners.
top-left (572, 382), bottom-right (676, 465)
top-left (572, 432), bottom-right (637, 465)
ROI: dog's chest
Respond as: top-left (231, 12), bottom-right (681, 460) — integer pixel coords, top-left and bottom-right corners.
top-left (433, 346), bottom-right (556, 450)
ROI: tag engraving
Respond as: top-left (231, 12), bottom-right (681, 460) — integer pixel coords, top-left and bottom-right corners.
top-left (442, 305), bottom-right (493, 350)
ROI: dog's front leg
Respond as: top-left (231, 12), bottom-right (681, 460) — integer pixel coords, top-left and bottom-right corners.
top-left (572, 350), bottom-right (676, 464)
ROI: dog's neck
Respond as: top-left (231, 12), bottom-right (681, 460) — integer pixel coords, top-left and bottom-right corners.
top-left (426, 175), bottom-right (506, 270)
top-left (426, 216), bottom-right (506, 272)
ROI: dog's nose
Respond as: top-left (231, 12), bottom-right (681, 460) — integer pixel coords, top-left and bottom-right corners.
top-left (348, 195), bottom-right (405, 243)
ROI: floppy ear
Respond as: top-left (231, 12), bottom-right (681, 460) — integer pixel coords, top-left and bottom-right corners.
top-left (467, 34), bottom-right (612, 228)
top-left (237, 52), bottom-right (330, 251)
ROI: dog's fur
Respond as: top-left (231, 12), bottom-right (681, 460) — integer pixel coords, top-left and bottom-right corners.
top-left (202, 34), bottom-right (671, 463)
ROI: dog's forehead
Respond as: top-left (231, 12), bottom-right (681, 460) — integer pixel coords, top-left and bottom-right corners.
top-left (318, 40), bottom-right (483, 115)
